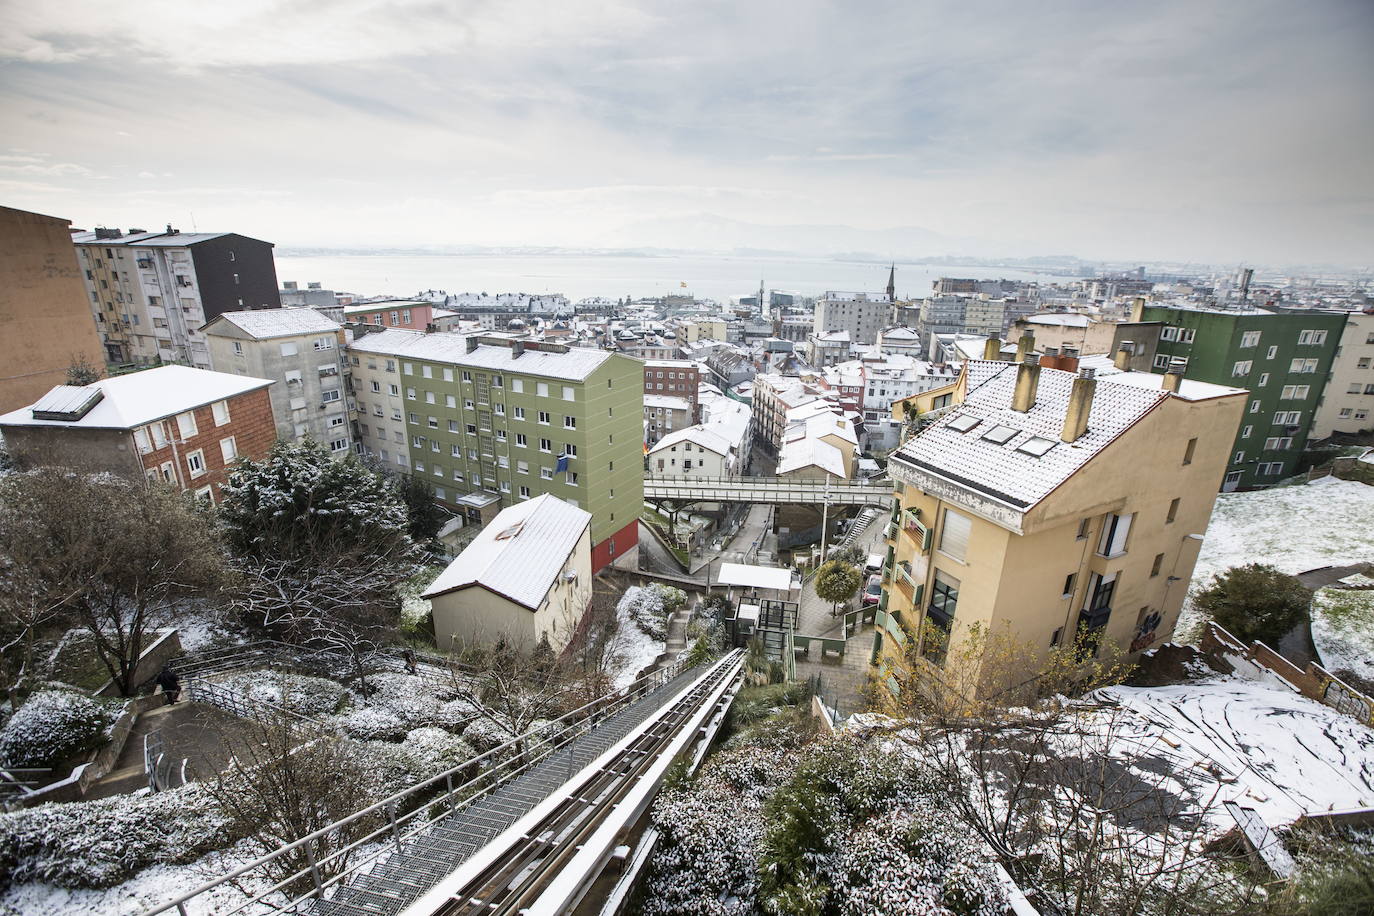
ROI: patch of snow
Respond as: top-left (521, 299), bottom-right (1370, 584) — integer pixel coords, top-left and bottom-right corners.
top-left (1094, 677), bottom-right (1374, 828)
top-left (611, 589), bottom-right (667, 690)
top-left (1178, 478), bottom-right (1374, 638)
top-left (1310, 586), bottom-right (1374, 683)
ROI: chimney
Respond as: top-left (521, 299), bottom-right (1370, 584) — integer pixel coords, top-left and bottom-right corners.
top-left (511, 340), bottom-right (525, 359)
top-left (465, 336), bottom-right (479, 354)
top-left (1113, 340), bottom-right (1134, 371)
top-left (1012, 354), bottom-right (1041, 412)
top-left (1130, 297), bottom-right (1145, 322)
top-left (284, 281), bottom-right (298, 290)
top-left (1061, 368), bottom-right (1097, 442)
top-left (1162, 357), bottom-right (1186, 393)
top-left (1014, 334), bottom-right (1035, 363)
top-left (982, 336), bottom-right (1002, 360)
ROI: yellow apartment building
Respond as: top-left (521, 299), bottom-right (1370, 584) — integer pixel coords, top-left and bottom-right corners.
top-left (874, 357), bottom-right (1246, 702)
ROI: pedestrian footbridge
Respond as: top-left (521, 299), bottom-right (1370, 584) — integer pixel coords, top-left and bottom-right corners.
top-left (644, 475), bottom-right (893, 507)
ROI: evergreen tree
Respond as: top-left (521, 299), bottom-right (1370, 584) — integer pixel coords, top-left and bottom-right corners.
top-left (1193, 563), bottom-right (1311, 646)
top-left (396, 473), bottom-right (448, 545)
top-left (813, 560), bottom-right (862, 617)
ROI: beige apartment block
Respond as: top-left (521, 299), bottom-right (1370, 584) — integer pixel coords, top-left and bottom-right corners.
top-left (1311, 308), bottom-right (1374, 439)
top-left (874, 358), bottom-right (1246, 702)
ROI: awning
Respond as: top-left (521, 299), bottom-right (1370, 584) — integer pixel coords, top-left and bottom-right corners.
top-left (717, 563), bottom-right (794, 592)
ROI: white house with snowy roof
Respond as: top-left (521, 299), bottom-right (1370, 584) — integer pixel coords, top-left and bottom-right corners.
top-left (421, 494), bottom-right (593, 652)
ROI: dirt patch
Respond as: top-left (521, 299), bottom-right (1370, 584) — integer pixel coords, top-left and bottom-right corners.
top-left (1126, 643), bottom-right (1227, 687)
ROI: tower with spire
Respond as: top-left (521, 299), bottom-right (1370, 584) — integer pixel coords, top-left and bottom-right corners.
top-left (886, 263), bottom-right (896, 303)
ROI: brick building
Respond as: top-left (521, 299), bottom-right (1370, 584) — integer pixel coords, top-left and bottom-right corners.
top-left (643, 359), bottom-right (700, 421)
top-left (0, 365), bottom-right (276, 501)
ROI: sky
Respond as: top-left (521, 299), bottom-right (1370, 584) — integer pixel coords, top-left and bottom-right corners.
top-left (1, 0), bottom-right (1372, 266)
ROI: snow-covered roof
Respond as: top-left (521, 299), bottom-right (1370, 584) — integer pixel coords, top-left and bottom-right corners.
top-left (815, 330), bottom-right (851, 344)
top-left (785, 399), bottom-right (843, 425)
top-left (891, 360), bottom-right (1171, 511)
top-left (880, 326), bottom-right (921, 340)
top-left (205, 307), bottom-right (341, 339)
top-left (778, 436), bottom-right (847, 478)
top-left (421, 494), bottom-right (591, 609)
top-left (649, 425), bottom-right (733, 456)
top-left (787, 412), bottom-right (859, 447)
top-left (0, 366), bottom-right (273, 430)
top-left (644, 394), bottom-right (691, 411)
top-left (349, 329), bottom-right (613, 381)
top-left (1025, 313), bottom-right (1091, 328)
top-left (716, 563), bottom-right (793, 592)
top-left (1105, 371), bottom-right (1249, 402)
top-left (344, 299), bottom-right (429, 314)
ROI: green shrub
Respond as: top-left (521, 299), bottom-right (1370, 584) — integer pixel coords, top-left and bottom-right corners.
top-left (1193, 563), bottom-right (1311, 645)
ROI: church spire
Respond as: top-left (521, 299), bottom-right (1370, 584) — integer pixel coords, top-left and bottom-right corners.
top-left (885, 263), bottom-right (896, 302)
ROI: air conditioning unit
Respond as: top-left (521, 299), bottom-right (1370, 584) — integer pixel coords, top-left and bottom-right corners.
top-left (562, 570), bottom-right (578, 583)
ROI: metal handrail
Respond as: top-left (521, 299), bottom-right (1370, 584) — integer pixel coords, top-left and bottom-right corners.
top-left (139, 652), bottom-right (701, 916)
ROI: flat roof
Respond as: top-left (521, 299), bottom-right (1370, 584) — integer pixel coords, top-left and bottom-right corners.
top-left (717, 563), bottom-right (793, 592)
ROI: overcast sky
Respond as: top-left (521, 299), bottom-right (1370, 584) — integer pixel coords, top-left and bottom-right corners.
top-left (2, 0), bottom-right (1371, 265)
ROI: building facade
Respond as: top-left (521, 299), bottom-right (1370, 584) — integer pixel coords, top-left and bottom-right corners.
top-left (71, 227), bottom-right (280, 369)
top-left (0, 206), bottom-right (108, 413)
top-left (342, 300), bottom-right (461, 331)
top-left (203, 308), bottom-right (352, 451)
top-left (1311, 309), bottom-right (1374, 439)
top-left (1138, 304), bottom-right (1346, 489)
top-left (644, 394), bottom-right (693, 446)
top-left (642, 359), bottom-right (700, 420)
top-left (0, 365), bottom-right (276, 501)
top-left (813, 292), bottom-right (888, 346)
top-left (877, 359), bottom-right (1246, 701)
top-left (347, 330), bottom-right (643, 570)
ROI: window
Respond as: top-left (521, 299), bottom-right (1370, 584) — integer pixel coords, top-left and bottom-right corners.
top-left (406, 387), bottom-right (416, 400)
top-left (928, 570), bottom-right (960, 638)
top-left (279, 341), bottom-right (298, 357)
top-left (1234, 451), bottom-right (1245, 463)
top-left (563, 415), bottom-right (576, 429)
top-left (464, 399), bottom-right (475, 410)
top-left (1160, 326), bottom-right (1179, 342)
top-left (566, 472), bottom-right (579, 486)
top-left (391, 311), bottom-right (400, 325)
top-left (1076, 518), bottom-right (1091, 540)
top-left (176, 411), bottom-right (198, 438)
top-left (538, 411), bottom-right (550, 425)
top-left (445, 395), bottom-right (457, 408)
top-left (1289, 358), bottom-right (1318, 373)
top-left (186, 449), bottom-right (206, 478)
top-left (403, 310), bottom-right (412, 324)
top-left (1182, 437), bottom-right (1196, 465)
top-left (371, 380), bottom-right (382, 393)
top-left (1259, 461), bottom-right (1285, 476)
top-left (1358, 358), bottom-right (1372, 369)
top-left (1241, 425), bottom-right (1252, 439)
top-left (1180, 328), bottom-right (1195, 343)
top-left (534, 382), bottom-right (548, 398)
top-left (516, 433), bottom-right (528, 447)
top-left (389, 384), bottom-right (400, 396)
top-left (1339, 408), bottom-right (1353, 418)
top-left (1166, 497), bottom-right (1180, 523)
top-left (1151, 553), bottom-right (1165, 577)
top-left (1297, 329), bottom-right (1327, 345)
top-left (321, 389), bottom-right (341, 403)
top-left (1280, 385), bottom-right (1310, 399)
top-left (1273, 410), bottom-right (1301, 425)
top-left (540, 466), bottom-right (554, 480)
top-left (517, 461), bottom-right (529, 474)
top-left (428, 416), bottom-right (439, 428)
top-left (413, 435), bottom-right (425, 448)
top-left (512, 379), bottom-right (524, 393)
top-left (211, 400), bottom-right (230, 426)
top-left (462, 371), bottom-right (472, 382)
top-left (1249, 399), bottom-right (1261, 414)
top-left (564, 444), bottom-right (577, 458)
top-left (219, 437), bottom-right (237, 463)
top-left (1263, 436), bottom-right (1294, 450)
top-left (494, 403), bottom-right (505, 415)
top-left (1152, 354), bottom-right (1169, 369)
top-left (313, 337), bottom-right (333, 351)
top-left (425, 392), bottom-right (435, 404)
top-left (1257, 372), bottom-right (1270, 387)
top-left (1349, 384), bottom-right (1364, 394)
top-left (1240, 330), bottom-right (1261, 348)
top-left (562, 386), bottom-right (574, 401)
top-left (421, 365), bottom-right (432, 379)
top-left (441, 367), bottom-right (454, 382)
top-left (1097, 513), bottom-right (1133, 557)
top-left (938, 509), bottom-right (971, 562)
top-left (133, 427), bottom-right (152, 454)
top-left (539, 438), bottom-right (553, 453)
top-left (1062, 573), bottom-right (1076, 599)
top-left (499, 480), bottom-right (510, 493)
top-left (519, 486), bottom-right (531, 498)
top-left (514, 407), bottom-right (526, 420)
top-left (232, 340), bottom-right (244, 356)
top-left (1231, 360), bottom-right (1252, 377)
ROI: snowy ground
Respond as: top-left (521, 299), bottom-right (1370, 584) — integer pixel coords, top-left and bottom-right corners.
top-left (612, 595), bottom-right (666, 690)
top-left (1310, 583), bottom-right (1374, 684)
top-left (1178, 477), bottom-right (1374, 637)
top-left (1094, 676), bottom-right (1374, 829)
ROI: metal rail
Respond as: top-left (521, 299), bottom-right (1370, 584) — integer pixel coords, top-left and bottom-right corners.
top-left (401, 650), bottom-right (744, 916)
top-left (644, 476), bottom-right (893, 506)
top-left (138, 652), bottom-right (706, 916)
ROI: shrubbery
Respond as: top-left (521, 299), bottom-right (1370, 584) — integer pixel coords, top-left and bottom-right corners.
top-left (0, 690), bottom-right (116, 769)
top-left (213, 670), bottom-right (350, 718)
top-left (617, 584), bottom-right (686, 641)
top-left (1193, 563), bottom-right (1311, 645)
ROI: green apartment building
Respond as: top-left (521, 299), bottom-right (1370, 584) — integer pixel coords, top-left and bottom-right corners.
top-left (1136, 304), bottom-right (1345, 489)
top-left (347, 329), bottom-right (644, 570)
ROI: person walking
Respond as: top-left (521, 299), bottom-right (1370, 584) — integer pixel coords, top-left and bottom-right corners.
top-left (155, 664), bottom-right (181, 703)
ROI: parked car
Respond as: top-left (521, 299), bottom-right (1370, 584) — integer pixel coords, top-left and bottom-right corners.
top-left (861, 573), bottom-right (882, 606)
top-left (864, 552), bottom-right (884, 575)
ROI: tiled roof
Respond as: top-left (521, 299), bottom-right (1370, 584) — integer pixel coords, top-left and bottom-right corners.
top-left (0, 366), bottom-right (272, 430)
top-left (421, 494), bottom-right (591, 609)
top-left (348, 329), bottom-right (613, 381)
top-left (207, 307), bottom-right (340, 339)
top-left (891, 360), bottom-right (1168, 509)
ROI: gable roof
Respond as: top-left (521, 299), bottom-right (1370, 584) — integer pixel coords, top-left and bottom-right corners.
top-left (421, 494), bottom-right (591, 609)
top-left (205, 307), bottom-right (340, 339)
top-left (649, 425), bottom-right (733, 457)
top-left (0, 365), bottom-right (273, 430)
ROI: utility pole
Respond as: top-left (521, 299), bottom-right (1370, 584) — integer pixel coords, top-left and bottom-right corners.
top-left (819, 474), bottom-right (832, 564)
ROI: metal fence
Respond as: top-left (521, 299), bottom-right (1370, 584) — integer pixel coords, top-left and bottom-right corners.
top-left (139, 653), bottom-right (702, 916)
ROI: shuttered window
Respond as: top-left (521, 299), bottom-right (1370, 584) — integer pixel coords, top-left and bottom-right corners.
top-left (938, 509), bottom-right (972, 562)
top-left (1098, 513), bottom-right (1133, 557)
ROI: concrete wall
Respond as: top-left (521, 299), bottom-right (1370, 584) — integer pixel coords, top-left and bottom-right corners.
top-left (0, 207), bottom-right (108, 412)
top-left (208, 325), bottom-right (350, 447)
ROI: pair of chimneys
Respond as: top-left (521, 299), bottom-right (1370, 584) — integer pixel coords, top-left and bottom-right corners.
top-left (1011, 354), bottom-right (1097, 443)
top-left (979, 334), bottom-right (1033, 362)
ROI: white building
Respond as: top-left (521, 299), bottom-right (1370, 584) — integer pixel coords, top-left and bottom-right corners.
top-left (877, 326), bottom-right (923, 359)
top-left (1311, 308), bottom-right (1374, 438)
top-left (203, 308), bottom-right (352, 451)
top-left (422, 494), bottom-right (592, 652)
top-left (813, 291), bottom-right (889, 345)
top-left (648, 426), bottom-right (738, 477)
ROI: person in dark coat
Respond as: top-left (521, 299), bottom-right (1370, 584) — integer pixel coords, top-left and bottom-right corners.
top-left (156, 665), bottom-right (181, 703)
top-left (403, 649), bottom-right (419, 676)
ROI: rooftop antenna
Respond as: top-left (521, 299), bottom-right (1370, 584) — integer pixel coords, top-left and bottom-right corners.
top-left (189, 211), bottom-right (198, 232)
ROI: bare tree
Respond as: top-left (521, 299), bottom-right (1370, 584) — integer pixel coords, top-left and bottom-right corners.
top-left (560, 590), bottom-right (634, 704)
top-left (446, 637), bottom-right (573, 746)
top-left (0, 469), bottom-right (224, 696)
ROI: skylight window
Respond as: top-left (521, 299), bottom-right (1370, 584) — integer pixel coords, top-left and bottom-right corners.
top-left (1016, 436), bottom-right (1057, 457)
top-left (981, 425), bottom-right (1017, 445)
top-left (947, 414), bottom-right (980, 433)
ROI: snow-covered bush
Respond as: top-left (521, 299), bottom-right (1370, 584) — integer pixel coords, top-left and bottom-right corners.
top-left (617, 585), bottom-right (680, 641)
top-left (334, 705), bottom-right (409, 742)
top-left (462, 716), bottom-right (517, 752)
top-left (330, 674), bottom-right (474, 739)
top-left (0, 690), bottom-right (116, 769)
top-left (404, 727), bottom-right (476, 773)
top-left (212, 669), bottom-right (348, 718)
top-left (353, 730), bottom-right (478, 803)
top-left (0, 783), bottom-right (232, 888)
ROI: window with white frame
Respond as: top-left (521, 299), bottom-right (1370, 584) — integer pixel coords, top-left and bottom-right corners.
top-left (219, 437), bottom-right (237, 463)
top-left (313, 337), bottom-right (333, 351)
top-left (1257, 372), bottom-right (1269, 387)
top-left (514, 407), bottom-right (525, 420)
top-left (563, 415), bottom-right (576, 429)
top-left (539, 438), bottom-right (552, 452)
top-left (321, 389), bottom-right (341, 403)
top-left (422, 365), bottom-right (432, 378)
top-left (1152, 354), bottom-right (1169, 369)
top-left (134, 427), bottom-right (152, 453)
top-left (1259, 461), bottom-right (1284, 476)
top-left (562, 386), bottom-right (574, 401)
top-left (938, 509), bottom-right (972, 562)
top-left (211, 400), bottom-right (230, 426)
top-left (537, 382), bottom-right (549, 397)
top-left (517, 461), bottom-right (529, 474)
top-left (1273, 410), bottom-right (1301, 425)
top-left (1231, 360), bottom-right (1252, 377)
top-left (1297, 329), bottom-right (1328, 345)
top-left (1280, 385), bottom-right (1309, 399)
top-left (1240, 330), bottom-right (1261, 348)
top-left (519, 486), bottom-right (531, 498)
top-left (280, 342), bottom-right (298, 357)
top-left (512, 379), bottom-right (523, 393)
top-left (186, 449), bottom-right (206, 477)
top-left (1266, 345), bottom-right (1278, 359)
top-left (1097, 512), bottom-right (1133, 557)
top-left (176, 411), bottom-right (198, 438)
top-left (538, 411), bottom-right (550, 424)
top-left (1241, 425), bottom-right (1253, 438)
top-left (517, 433), bottom-right (528, 447)
top-left (1160, 326), bottom-right (1179, 341)
top-left (540, 466), bottom-right (554, 479)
